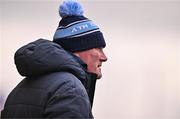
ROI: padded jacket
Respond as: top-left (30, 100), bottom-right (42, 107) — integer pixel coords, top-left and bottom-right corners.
top-left (1, 39), bottom-right (97, 118)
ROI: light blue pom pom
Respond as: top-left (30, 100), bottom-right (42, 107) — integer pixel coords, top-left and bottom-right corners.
top-left (59, 0), bottom-right (84, 18)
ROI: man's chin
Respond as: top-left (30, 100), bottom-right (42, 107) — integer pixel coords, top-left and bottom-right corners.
top-left (87, 70), bottom-right (102, 79)
top-left (96, 73), bottom-right (102, 79)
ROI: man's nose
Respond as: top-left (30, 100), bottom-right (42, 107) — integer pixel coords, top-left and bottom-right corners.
top-left (101, 51), bottom-right (107, 62)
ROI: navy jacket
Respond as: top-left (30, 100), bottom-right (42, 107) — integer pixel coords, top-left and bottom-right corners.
top-left (1, 39), bottom-right (97, 118)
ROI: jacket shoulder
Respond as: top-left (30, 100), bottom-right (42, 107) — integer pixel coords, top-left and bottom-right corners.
top-left (45, 71), bottom-right (88, 99)
top-left (43, 72), bottom-right (92, 118)
top-left (1, 71), bottom-right (90, 118)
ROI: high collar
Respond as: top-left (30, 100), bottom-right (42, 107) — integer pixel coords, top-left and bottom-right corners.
top-left (85, 72), bottom-right (97, 107)
top-left (68, 52), bottom-right (97, 107)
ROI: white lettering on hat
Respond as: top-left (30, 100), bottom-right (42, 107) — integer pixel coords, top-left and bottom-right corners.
top-left (54, 21), bottom-right (99, 39)
top-left (90, 22), bottom-right (96, 27)
top-left (72, 28), bottom-right (78, 33)
top-left (79, 24), bottom-right (88, 30)
top-left (72, 24), bottom-right (89, 33)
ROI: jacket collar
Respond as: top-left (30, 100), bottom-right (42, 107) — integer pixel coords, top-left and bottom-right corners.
top-left (69, 52), bottom-right (97, 107)
top-left (85, 72), bottom-right (97, 107)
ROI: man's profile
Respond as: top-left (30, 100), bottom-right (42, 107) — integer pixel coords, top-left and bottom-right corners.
top-left (1, 0), bottom-right (107, 118)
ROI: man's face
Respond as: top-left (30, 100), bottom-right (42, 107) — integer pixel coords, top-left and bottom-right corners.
top-left (74, 48), bottom-right (107, 79)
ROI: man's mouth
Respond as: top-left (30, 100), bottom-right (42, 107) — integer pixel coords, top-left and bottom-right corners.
top-left (98, 64), bottom-right (102, 67)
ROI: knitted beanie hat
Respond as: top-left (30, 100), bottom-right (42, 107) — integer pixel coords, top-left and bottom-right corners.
top-left (53, 0), bottom-right (106, 52)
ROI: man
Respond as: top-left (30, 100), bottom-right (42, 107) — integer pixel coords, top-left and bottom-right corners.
top-left (1, 0), bottom-right (107, 118)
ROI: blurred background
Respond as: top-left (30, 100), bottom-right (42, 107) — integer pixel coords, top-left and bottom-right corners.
top-left (0, 0), bottom-right (180, 119)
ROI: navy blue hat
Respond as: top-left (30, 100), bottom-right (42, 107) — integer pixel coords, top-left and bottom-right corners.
top-left (53, 0), bottom-right (106, 52)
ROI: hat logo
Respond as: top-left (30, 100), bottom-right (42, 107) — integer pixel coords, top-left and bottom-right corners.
top-left (54, 21), bottom-right (98, 39)
top-left (72, 24), bottom-right (89, 33)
